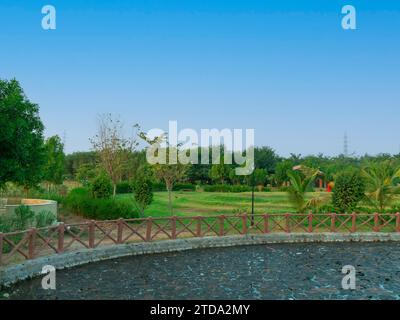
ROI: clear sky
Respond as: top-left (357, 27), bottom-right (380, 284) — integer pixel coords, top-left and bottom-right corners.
top-left (1, 0), bottom-right (400, 156)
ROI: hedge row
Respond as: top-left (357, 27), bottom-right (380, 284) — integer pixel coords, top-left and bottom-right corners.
top-left (65, 188), bottom-right (138, 220)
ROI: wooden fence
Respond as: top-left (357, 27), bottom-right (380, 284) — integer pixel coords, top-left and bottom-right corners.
top-left (1, 213), bottom-right (399, 266)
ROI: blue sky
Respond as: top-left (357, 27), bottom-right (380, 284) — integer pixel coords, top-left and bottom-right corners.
top-left (1, 0), bottom-right (400, 156)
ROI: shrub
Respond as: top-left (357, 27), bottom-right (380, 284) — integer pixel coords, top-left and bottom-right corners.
top-left (173, 183), bottom-right (196, 191)
top-left (332, 171), bottom-right (365, 213)
top-left (65, 187), bottom-right (138, 220)
top-left (150, 182), bottom-right (196, 192)
top-left (116, 181), bottom-right (132, 194)
top-left (132, 177), bottom-right (153, 217)
top-left (35, 210), bottom-right (56, 228)
top-left (91, 173), bottom-right (113, 198)
top-left (203, 184), bottom-right (252, 193)
top-left (0, 206), bottom-right (56, 232)
top-left (13, 205), bottom-right (35, 230)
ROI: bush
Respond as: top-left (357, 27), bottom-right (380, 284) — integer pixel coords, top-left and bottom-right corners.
top-left (151, 182), bottom-right (196, 192)
top-left (0, 206), bottom-right (56, 232)
top-left (332, 171), bottom-right (365, 213)
top-left (35, 210), bottom-right (57, 228)
top-left (65, 187), bottom-right (138, 220)
top-left (91, 173), bottom-right (113, 198)
top-left (203, 184), bottom-right (252, 193)
top-left (116, 181), bottom-right (132, 194)
top-left (132, 177), bottom-right (153, 217)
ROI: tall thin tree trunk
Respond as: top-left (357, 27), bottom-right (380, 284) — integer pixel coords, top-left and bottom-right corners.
top-left (113, 183), bottom-right (117, 198)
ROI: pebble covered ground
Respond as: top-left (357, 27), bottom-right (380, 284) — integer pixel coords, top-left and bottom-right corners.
top-left (2, 242), bottom-right (400, 300)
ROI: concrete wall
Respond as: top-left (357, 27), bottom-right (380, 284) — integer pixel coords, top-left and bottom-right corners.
top-left (3, 199), bottom-right (57, 221)
top-left (2, 232), bottom-right (400, 288)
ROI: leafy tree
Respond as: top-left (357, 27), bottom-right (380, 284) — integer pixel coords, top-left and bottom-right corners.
top-left (252, 168), bottom-right (268, 191)
top-left (64, 151), bottom-right (97, 179)
top-left (132, 175), bottom-right (153, 217)
top-left (0, 79), bottom-right (45, 191)
top-left (332, 170), bottom-right (365, 212)
top-left (362, 161), bottom-right (400, 211)
top-left (139, 132), bottom-right (187, 215)
top-left (274, 160), bottom-right (295, 186)
top-left (43, 135), bottom-right (65, 190)
top-left (76, 163), bottom-right (97, 186)
top-left (254, 147), bottom-right (279, 173)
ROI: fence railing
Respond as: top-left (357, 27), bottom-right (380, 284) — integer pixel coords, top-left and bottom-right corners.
top-left (1, 213), bottom-right (400, 266)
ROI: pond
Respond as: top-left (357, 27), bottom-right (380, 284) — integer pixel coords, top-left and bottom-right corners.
top-left (3, 242), bottom-right (400, 300)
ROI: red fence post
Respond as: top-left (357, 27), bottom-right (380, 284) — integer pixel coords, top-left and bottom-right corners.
top-left (88, 220), bottom-right (95, 248)
top-left (117, 219), bottom-right (124, 244)
top-left (396, 213), bottom-right (400, 232)
top-left (351, 213), bottom-right (357, 233)
top-left (0, 233), bottom-right (3, 265)
top-left (330, 213), bottom-right (336, 233)
top-left (196, 216), bottom-right (202, 237)
top-left (28, 228), bottom-right (37, 259)
top-left (242, 214), bottom-right (247, 235)
top-left (263, 214), bottom-right (269, 234)
top-left (374, 213), bottom-right (379, 232)
top-left (285, 214), bottom-right (290, 233)
top-left (219, 215), bottom-right (225, 236)
top-left (308, 213), bottom-right (313, 233)
top-left (146, 217), bottom-right (153, 242)
top-left (171, 216), bottom-right (177, 240)
top-left (58, 223), bottom-right (65, 253)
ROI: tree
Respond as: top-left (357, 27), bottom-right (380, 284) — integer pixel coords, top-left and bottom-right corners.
top-left (132, 175), bottom-right (153, 217)
top-left (0, 79), bottom-right (45, 191)
top-left (286, 167), bottom-right (327, 213)
top-left (362, 161), bottom-right (400, 212)
top-left (253, 168), bottom-right (268, 191)
top-left (274, 160), bottom-right (295, 186)
top-left (90, 114), bottom-right (137, 197)
top-left (254, 147), bottom-right (279, 173)
top-left (332, 170), bottom-right (365, 212)
top-left (43, 135), bottom-right (65, 190)
top-left (139, 132), bottom-right (187, 215)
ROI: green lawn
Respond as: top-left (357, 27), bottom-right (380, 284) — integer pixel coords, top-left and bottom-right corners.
top-left (118, 191), bottom-right (330, 217)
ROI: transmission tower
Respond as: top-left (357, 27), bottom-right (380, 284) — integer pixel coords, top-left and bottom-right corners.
top-left (343, 132), bottom-right (349, 157)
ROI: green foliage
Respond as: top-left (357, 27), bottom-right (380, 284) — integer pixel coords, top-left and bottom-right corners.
top-left (203, 184), bottom-right (252, 193)
top-left (332, 171), bottom-right (365, 212)
top-left (116, 181), bottom-right (133, 194)
top-left (35, 210), bottom-right (56, 228)
top-left (43, 135), bottom-right (65, 186)
top-left (13, 205), bottom-right (35, 230)
top-left (132, 176), bottom-right (153, 217)
top-left (76, 163), bottom-right (97, 186)
top-left (253, 168), bottom-right (268, 186)
top-left (0, 206), bottom-right (55, 232)
top-left (0, 79), bottom-right (45, 189)
top-left (286, 168), bottom-right (328, 213)
top-left (65, 187), bottom-right (137, 220)
top-left (362, 161), bottom-right (400, 211)
top-left (91, 172), bottom-right (113, 199)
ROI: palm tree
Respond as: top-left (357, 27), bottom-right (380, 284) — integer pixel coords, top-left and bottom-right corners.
top-left (362, 161), bottom-right (400, 212)
top-left (286, 167), bottom-right (326, 213)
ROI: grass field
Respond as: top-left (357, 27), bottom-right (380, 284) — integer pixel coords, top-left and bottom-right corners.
top-left (117, 191), bottom-right (330, 217)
